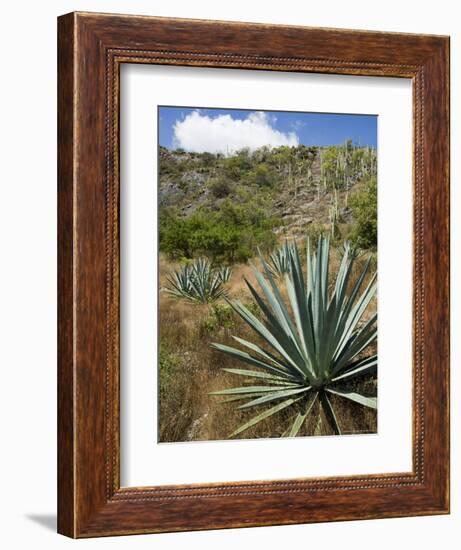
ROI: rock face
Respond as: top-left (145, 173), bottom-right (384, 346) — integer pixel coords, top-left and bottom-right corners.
top-left (158, 146), bottom-right (364, 239)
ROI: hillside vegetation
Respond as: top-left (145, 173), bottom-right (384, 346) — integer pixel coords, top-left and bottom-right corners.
top-left (159, 141), bottom-right (377, 264)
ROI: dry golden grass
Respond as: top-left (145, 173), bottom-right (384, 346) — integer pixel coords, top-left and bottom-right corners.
top-left (158, 249), bottom-right (377, 443)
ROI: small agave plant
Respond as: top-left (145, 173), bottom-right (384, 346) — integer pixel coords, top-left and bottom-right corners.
top-left (266, 240), bottom-right (297, 278)
top-left (165, 258), bottom-right (232, 304)
top-left (210, 236), bottom-right (377, 438)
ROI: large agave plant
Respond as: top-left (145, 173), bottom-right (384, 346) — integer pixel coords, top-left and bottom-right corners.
top-left (210, 236), bottom-right (377, 437)
top-left (165, 258), bottom-right (231, 304)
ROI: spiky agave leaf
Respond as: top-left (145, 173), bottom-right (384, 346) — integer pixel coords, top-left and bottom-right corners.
top-left (164, 264), bottom-right (194, 301)
top-left (165, 258), bottom-right (231, 304)
top-left (217, 265), bottom-right (232, 284)
top-left (210, 236), bottom-right (377, 438)
top-left (339, 239), bottom-right (364, 261)
top-left (266, 240), bottom-right (297, 278)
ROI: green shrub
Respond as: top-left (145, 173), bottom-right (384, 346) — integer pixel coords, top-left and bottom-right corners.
top-left (212, 303), bottom-right (235, 327)
top-left (159, 208), bottom-right (195, 259)
top-left (201, 303), bottom-right (236, 333)
top-left (246, 164), bottom-right (277, 187)
top-left (159, 346), bottom-right (181, 399)
top-left (200, 152), bottom-right (216, 165)
top-left (159, 200), bottom-right (279, 263)
top-left (349, 177), bottom-right (377, 250)
top-left (208, 177), bottom-right (233, 198)
top-left (223, 149), bottom-right (253, 180)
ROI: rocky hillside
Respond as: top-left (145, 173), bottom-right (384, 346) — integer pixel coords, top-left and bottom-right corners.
top-left (158, 144), bottom-right (377, 261)
top-left (160, 144), bottom-right (375, 238)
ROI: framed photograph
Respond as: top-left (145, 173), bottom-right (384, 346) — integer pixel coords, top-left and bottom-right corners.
top-left (58, 12), bottom-right (450, 537)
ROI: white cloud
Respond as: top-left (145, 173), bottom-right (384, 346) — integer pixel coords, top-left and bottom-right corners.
top-left (172, 110), bottom-right (299, 154)
top-left (291, 119), bottom-right (307, 130)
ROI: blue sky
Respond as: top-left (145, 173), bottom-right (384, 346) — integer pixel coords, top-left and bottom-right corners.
top-left (159, 106), bottom-right (377, 153)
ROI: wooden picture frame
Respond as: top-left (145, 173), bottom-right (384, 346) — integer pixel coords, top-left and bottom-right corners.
top-left (57, 12), bottom-right (450, 538)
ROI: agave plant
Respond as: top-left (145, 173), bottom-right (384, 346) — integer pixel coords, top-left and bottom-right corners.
top-left (339, 240), bottom-right (363, 261)
top-left (266, 240), bottom-right (297, 278)
top-left (165, 258), bottom-right (231, 304)
top-left (210, 236), bottom-right (377, 438)
top-left (217, 265), bottom-right (232, 284)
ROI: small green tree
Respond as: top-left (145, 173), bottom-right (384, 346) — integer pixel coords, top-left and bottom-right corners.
top-left (223, 149), bottom-right (253, 180)
top-left (246, 163), bottom-right (277, 187)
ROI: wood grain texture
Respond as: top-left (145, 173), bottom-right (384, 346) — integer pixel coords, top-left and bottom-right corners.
top-left (57, 12), bottom-right (450, 538)
top-left (57, 12), bottom-right (75, 537)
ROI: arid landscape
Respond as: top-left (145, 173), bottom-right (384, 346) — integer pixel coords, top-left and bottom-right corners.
top-left (158, 108), bottom-right (378, 443)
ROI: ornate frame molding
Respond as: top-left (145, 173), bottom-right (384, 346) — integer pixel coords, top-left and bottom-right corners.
top-left (58, 12), bottom-right (449, 537)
